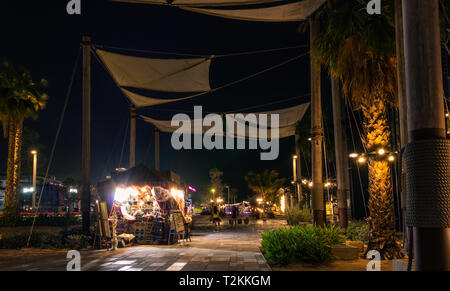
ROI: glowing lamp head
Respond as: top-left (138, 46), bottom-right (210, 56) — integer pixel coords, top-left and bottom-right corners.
top-left (358, 156), bottom-right (366, 164)
top-left (377, 148), bottom-right (386, 156)
top-left (349, 153), bottom-right (359, 159)
top-left (293, 155), bottom-right (298, 159)
top-left (388, 155), bottom-right (395, 162)
top-left (31, 150), bottom-right (37, 155)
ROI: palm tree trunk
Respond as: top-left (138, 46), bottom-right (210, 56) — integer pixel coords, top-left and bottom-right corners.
top-left (361, 97), bottom-right (402, 259)
top-left (4, 118), bottom-right (24, 217)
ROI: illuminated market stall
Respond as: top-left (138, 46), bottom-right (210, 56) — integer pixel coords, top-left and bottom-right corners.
top-left (97, 165), bottom-right (192, 246)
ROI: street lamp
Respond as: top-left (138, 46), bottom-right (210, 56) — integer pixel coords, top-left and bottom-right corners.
top-left (31, 150), bottom-right (37, 210)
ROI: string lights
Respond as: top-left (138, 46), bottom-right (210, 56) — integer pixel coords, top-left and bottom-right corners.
top-left (293, 178), bottom-right (336, 189)
top-left (349, 147), bottom-right (397, 164)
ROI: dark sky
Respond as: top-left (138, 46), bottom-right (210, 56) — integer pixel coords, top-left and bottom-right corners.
top-left (1, 0), bottom-right (341, 204)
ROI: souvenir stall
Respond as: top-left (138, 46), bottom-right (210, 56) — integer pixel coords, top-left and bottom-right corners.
top-left (97, 165), bottom-right (192, 246)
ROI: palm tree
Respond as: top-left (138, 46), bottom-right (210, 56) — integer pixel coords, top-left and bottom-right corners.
top-left (0, 61), bottom-right (48, 218)
top-left (245, 170), bottom-right (286, 208)
top-left (309, 0), bottom-right (402, 259)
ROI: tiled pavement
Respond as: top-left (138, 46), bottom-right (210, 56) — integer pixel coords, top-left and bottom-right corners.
top-left (0, 218), bottom-right (286, 271)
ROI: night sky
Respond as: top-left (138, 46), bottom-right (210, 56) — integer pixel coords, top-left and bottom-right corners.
top-left (1, 0), bottom-right (355, 208)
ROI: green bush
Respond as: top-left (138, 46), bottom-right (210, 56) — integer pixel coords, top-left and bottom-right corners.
top-left (285, 207), bottom-right (312, 226)
top-left (260, 228), bottom-right (293, 265)
top-left (346, 220), bottom-right (370, 243)
top-left (65, 235), bottom-right (90, 250)
top-left (261, 225), bottom-right (345, 266)
top-left (0, 230), bottom-right (91, 250)
top-left (0, 213), bottom-right (81, 227)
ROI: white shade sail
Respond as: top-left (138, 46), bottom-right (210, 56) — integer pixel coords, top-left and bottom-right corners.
top-left (96, 49), bottom-right (212, 93)
top-left (181, 0), bottom-right (326, 22)
top-left (140, 102), bottom-right (310, 139)
top-left (121, 88), bottom-right (204, 108)
top-left (113, 0), bottom-right (281, 7)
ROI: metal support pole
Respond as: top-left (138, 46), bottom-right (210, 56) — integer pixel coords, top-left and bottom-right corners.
top-left (403, 0), bottom-right (450, 270)
top-left (31, 151), bottom-right (37, 210)
top-left (81, 36), bottom-right (91, 234)
top-left (310, 18), bottom-right (324, 226)
top-left (129, 106), bottom-right (136, 169)
top-left (295, 134), bottom-right (303, 208)
top-left (155, 127), bottom-right (160, 171)
top-left (331, 78), bottom-right (349, 229)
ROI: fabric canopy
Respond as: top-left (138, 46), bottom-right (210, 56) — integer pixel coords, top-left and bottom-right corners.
top-left (96, 49), bottom-right (212, 93)
top-left (113, 0), bottom-right (281, 7)
top-left (121, 88), bottom-right (203, 108)
top-left (181, 0), bottom-right (326, 22)
top-left (140, 102), bottom-right (310, 139)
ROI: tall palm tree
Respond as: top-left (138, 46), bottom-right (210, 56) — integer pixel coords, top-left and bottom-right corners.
top-left (309, 0), bottom-right (402, 259)
top-left (245, 170), bottom-right (286, 207)
top-left (0, 61), bottom-right (48, 218)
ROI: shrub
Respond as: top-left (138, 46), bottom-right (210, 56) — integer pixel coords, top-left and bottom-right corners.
top-left (285, 207), bottom-right (312, 226)
top-left (261, 225), bottom-right (345, 266)
top-left (346, 220), bottom-right (370, 243)
top-left (0, 213), bottom-right (81, 227)
top-left (261, 228), bottom-right (293, 265)
top-left (0, 230), bottom-right (92, 250)
top-left (266, 211), bottom-right (275, 219)
top-left (65, 235), bottom-right (90, 250)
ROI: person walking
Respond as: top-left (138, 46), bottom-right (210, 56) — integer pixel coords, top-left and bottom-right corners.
top-left (231, 205), bottom-right (238, 228)
top-left (211, 205), bottom-right (222, 232)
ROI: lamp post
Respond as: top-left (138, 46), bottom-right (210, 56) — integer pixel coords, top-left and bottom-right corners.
top-left (292, 155), bottom-right (302, 208)
top-left (211, 188), bottom-right (216, 202)
top-left (31, 150), bottom-right (37, 210)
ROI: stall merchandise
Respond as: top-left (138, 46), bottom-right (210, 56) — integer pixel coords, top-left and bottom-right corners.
top-left (109, 184), bottom-right (191, 246)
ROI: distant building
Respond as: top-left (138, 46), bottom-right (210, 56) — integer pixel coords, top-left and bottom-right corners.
top-left (0, 174), bottom-right (67, 212)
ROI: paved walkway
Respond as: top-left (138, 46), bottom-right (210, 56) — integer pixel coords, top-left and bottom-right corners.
top-left (0, 219), bottom-right (286, 271)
